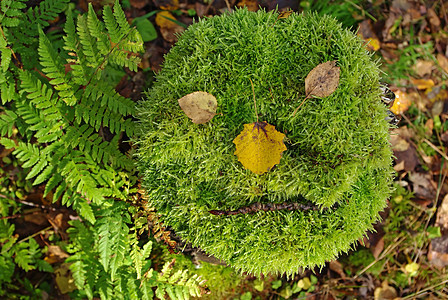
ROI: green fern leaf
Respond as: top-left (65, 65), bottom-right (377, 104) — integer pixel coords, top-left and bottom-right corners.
top-left (87, 4), bottom-right (110, 56)
top-left (26, 159), bottom-right (48, 180)
top-left (103, 4), bottom-right (122, 44)
top-left (140, 280), bottom-right (155, 300)
top-left (0, 137), bottom-right (16, 149)
top-left (0, 38), bottom-right (12, 71)
top-left (75, 198), bottom-right (96, 224)
top-left (26, 0), bottom-right (69, 27)
top-left (0, 70), bottom-right (18, 104)
top-left (38, 27), bottom-right (78, 105)
top-left (0, 110), bottom-right (17, 136)
top-left (0, 0), bottom-right (27, 27)
top-left (77, 13), bottom-right (101, 68)
top-left (44, 172), bottom-right (63, 197)
top-left (33, 164), bottom-right (54, 185)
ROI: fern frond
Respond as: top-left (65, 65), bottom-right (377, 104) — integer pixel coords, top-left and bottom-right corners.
top-left (131, 239), bottom-right (152, 279)
top-left (87, 4), bottom-right (110, 57)
top-left (38, 27), bottom-right (78, 105)
top-left (26, 0), bottom-right (69, 27)
top-left (84, 81), bottom-right (136, 117)
top-left (0, 0), bottom-right (27, 27)
top-left (0, 34), bottom-right (12, 72)
top-left (62, 125), bottom-right (134, 169)
top-left (63, 10), bottom-right (90, 85)
top-left (97, 202), bottom-right (130, 280)
top-left (0, 70), bottom-right (18, 104)
top-left (112, 0), bottom-right (130, 34)
top-left (12, 141), bottom-right (42, 168)
top-left (77, 14), bottom-right (101, 69)
top-left (0, 109), bottom-right (17, 136)
top-left (74, 195), bottom-right (96, 224)
top-left (58, 151), bottom-right (107, 204)
top-left (15, 100), bottom-right (63, 143)
top-left (103, 4), bottom-right (123, 44)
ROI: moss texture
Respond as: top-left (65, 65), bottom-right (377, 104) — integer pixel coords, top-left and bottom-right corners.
top-left (136, 8), bottom-right (394, 275)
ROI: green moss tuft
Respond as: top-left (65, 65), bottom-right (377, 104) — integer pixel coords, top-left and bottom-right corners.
top-left (136, 8), bottom-right (394, 275)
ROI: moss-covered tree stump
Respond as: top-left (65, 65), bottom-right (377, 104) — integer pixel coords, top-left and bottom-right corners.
top-left (137, 9), bottom-right (394, 275)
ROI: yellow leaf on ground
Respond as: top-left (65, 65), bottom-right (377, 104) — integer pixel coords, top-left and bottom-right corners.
top-left (390, 90), bottom-right (411, 115)
top-left (155, 11), bottom-right (184, 43)
top-left (410, 78), bottom-right (435, 90)
top-left (366, 38), bottom-right (381, 51)
top-left (233, 122), bottom-right (286, 175)
top-left (178, 91), bottom-right (217, 124)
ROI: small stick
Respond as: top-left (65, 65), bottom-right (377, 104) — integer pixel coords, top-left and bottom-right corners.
top-left (249, 78), bottom-right (258, 123)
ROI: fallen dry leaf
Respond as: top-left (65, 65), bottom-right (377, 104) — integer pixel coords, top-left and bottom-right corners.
top-left (436, 54), bottom-right (448, 74)
top-left (236, 0), bottom-right (259, 11)
top-left (374, 281), bottom-right (397, 300)
top-left (329, 260), bottom-right (346, 278)
top-left (413, 60), bottom-right (434, 77)
top-left (55, 263), bottom-right (77, 294)
top-left (277, 11), bottom-right (293, 19)
top-left (427, 8), bottom-right (441, 28)
top-left (428, 194), bottom-right (448, 268)
top-left (305, 60), bottom-right (340, 98)
top-left (45, 245), bottom-right (69, 264)
top-left (390, 90), bottom-right (412, 115)
top-left (293, 60), bottom-right (340, 115)
top-left (129, 0), bottom-right (149, 9)
top-left (178, 91), bottom-right (218, 124)
top-left (155, 11), bottom-right (184, 43)
top-left (233, 122), bottom-right (286, 175)
top-left (358, 20), bottom-right (381, 51)
top-left (153, 0), bottom-right (179, 10)
top-left (408, 172), bottom-right (436, 200)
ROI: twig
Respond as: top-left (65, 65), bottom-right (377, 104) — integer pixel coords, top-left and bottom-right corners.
top-left (423, 138), bottom-right (448, 161)
top-left (400, 279), bottom-right (448, 299)
top-left (249, 78), bottom-right (258, 123)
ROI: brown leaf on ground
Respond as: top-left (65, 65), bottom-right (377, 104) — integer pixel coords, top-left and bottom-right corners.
top-left (233, 122), bottom-right (287, 175)
top-left (305, 60), bottom-right (340, 98)
top-left (437, 54), bottom-right (448, 74)
top-left (358, 20), bottom-right (381, 51)
top-left (371, 236), bottom-right (385, 260)
top-left (390, 127), bottom-right (420, 172)
top-left (329, 260), bottom-right (346, 278)
top-left (408, 172), bottom-right (436, 200)
top-left (237, 0), bottom-right (259, 11)
top-left (178, 91), bottom-right (218, 124)
top-left (428, 194), bottom-right (448, 268)
top-left (155, 11), bottom-right (184, 43)
top-left (45, 245), bottom-right (69, 264)
top-left (153, 0), bottom-right (179, 10)
top-left (374, 281), bottom-right (397, 300)
top-left (427, 8), bottom-right (441, 29)
top-left (413, 60), bottom-right (434, 77)
top-left (55, 263), bottom-right (77, 294)
top-left (129, 0), bottom-right (149, 9)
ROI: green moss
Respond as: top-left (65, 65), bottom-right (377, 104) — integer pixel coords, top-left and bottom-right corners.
top-left (136, 8), bottom-right (394, 275)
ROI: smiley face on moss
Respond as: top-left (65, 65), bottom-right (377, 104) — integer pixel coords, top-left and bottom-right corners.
top-left (137, 8), bottom-right (394, 275)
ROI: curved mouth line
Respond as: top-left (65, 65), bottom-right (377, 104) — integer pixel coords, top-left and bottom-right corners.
top-left (209, 200), bottom-right (335, 216)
